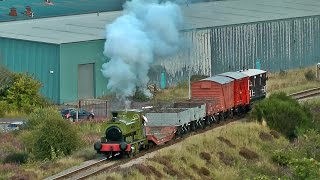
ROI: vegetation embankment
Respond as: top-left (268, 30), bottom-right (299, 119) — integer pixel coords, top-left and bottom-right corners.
top-left (97, 92), bottom-right (320, 179)
top-left (1, 66), bottom-right (320, 179)
top-left (0, 66), bottom-right (104, 179)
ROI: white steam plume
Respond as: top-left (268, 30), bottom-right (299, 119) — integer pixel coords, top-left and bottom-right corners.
top-left (101, 0), bottom-right (184, 99)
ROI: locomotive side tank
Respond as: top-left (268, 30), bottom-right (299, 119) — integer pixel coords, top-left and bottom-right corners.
top-left (94, 109), bottom-right (148, 157)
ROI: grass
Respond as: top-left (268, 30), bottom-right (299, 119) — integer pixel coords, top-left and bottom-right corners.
top-left (1, 66), bottom-right (319, 179)
top-left (152, 66), bottom-right (320, 102)
top-left (96, 122), bottom-right (290, 179)
top-left (266, 67), bottom-right (320, 95)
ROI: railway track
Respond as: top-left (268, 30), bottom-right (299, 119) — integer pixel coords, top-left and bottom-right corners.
top-left (50, 158), bottom-right (115, 180)
top-left (289, 87), bottom-right (320, 100)
top-left (49, 117), bottom-right (243, 180)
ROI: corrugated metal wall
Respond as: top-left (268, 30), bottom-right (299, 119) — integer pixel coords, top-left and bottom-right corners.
top-left (60, 40), bottom-right (108, 104)
top-left (0, 38), bottom-right (60, 103)
top-left (212, 16), bottom-right (320, 73)
top-left (152, 16), bottom-right (320, 86)
top-left (151, 29), bottom-right (212, 86)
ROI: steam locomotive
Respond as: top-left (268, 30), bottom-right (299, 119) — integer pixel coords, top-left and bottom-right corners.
top-left (94, 69), bottom-right (267, 157)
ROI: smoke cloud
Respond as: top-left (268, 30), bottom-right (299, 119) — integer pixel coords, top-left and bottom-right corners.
top-left (101, 0), bottom-right (184, 100)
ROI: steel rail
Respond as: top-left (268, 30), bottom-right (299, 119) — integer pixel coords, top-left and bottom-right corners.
top-left (51, 158), bottom-right (108, 180)
top-left (289, 87), bottom-right (320, 100)
top-left (76, 117), bottom-right (244, 179)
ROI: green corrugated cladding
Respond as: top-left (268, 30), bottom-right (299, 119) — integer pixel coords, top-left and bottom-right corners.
top-left (0, 37), bottom-right (60, 103)
top-left (60, 40), bottom-right (109, 104)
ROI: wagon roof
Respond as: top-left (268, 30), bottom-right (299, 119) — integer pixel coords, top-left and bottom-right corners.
top-left (238, 69), bottom-right (267, 76)
top-left (218, 71), bottom-right (248, 80)
top-left (201, 75), bottom-right (233, 84)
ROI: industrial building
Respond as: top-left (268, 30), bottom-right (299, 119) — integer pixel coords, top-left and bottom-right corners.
top-left (0, 0), bottom-right (319, 104)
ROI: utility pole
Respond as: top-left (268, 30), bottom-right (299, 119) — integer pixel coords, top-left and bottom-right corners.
top-left (188, 46), bottom-right (191, 100)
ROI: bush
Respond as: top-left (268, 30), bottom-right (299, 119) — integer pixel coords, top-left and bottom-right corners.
top-left (23, 107), bottom-right (82, 160)
top-left (27, 107), bottom-right (63, 130)
top-left (304, 69), bottom-right (316, 81)
top-left (132, 88), bottom-right (150, 102)
top-left (0, 101), bottom-right (8, 117)
top-left (3, 152), bottom-right (28, 164)
top-left (33, 117), bottom-right (81, 160)
top-left (290, 157), bottom-right (320, 179)
top-left (251, 92), bottom-right (312, 139)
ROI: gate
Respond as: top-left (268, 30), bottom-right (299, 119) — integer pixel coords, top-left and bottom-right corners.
top-left (79, 99), bottom-right (108, 119)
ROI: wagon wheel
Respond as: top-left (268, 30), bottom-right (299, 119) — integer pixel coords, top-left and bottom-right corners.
top-left (147, 141), bottom-right (154, 150)
top-left (229, 110), bottom-right (234, 119)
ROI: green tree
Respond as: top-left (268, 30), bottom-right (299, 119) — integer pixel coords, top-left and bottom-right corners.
top-left (0, 66), bottom-right (15, 98)
top-left (4, 73), bottom-right (48, 113)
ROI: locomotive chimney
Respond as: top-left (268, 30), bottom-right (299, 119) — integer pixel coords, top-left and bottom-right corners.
top-left (111, 112), bottom-right (118, 121)
top-left (9, 7), bottom-right (17, 16)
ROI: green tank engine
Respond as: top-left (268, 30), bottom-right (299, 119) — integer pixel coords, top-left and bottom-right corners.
top-left (94, 109), bottom-right (148, 157)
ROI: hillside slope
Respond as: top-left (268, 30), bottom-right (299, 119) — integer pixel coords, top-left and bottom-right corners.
top-left (97, 121), bottom-right (289, 179)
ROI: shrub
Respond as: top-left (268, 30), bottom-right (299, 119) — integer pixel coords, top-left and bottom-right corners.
top-left (132, 88), bottom-right (150, 102)
top-left (290, 157), bottom-right (320, 179)
top-left (27, 107), bottom-right (63, 130)
top-left (23, 107), bottom-right (82, 160)
top-left (272, 150), bottom-right (291, 166)
top-left (0, 101), bottom-right (7, 117)
top-left (304, 69), bottom-right (316, 81)
top-left (250, 92), bottom-right (312, 139)
top-left (33, 116), bottom-right (81, 160)
top-left (3, 152), bottom-right (28, 164)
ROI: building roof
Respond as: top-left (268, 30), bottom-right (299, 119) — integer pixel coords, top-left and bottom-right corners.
top-left (218, 72), bottom-right (248, 80)
top-left (238, 69), bottom-right (267, 77)
top-left (0, 0), bottom-right (124, 22)
top-left (0, 0), bottom-right (319, 44)
top-left (202, 75), bottom-right (233, 84)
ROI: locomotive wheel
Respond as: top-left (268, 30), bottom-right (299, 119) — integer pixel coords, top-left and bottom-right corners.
top-left (220, 113), bottom-right (224, 122)
top-left (125, 151), bottom-right (133, 158)
top-left (191, 123), bottom-right (196, 131)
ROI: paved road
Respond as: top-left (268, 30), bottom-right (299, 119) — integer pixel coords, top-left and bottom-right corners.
top-left (0, 118), bottom-right (27, 132)
top-left (0, 118), bottom-right (26, 123)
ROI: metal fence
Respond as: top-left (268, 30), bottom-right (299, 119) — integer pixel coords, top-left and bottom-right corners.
top-left (79, 99), bottom-right (108, 119)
